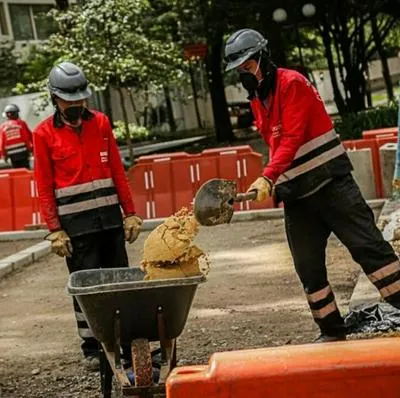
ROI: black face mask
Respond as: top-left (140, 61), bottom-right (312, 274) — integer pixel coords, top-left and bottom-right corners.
top-left (62, 106), bottom-right (85, 124)
top-left (239, 72), bottom-right (259, 94)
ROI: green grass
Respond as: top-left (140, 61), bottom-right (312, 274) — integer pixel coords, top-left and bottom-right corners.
top-left (372, 87), bottom-right (400, 105)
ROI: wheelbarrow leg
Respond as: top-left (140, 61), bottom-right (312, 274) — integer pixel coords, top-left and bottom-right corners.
top-left (99, 346), bottom-right (113, 398)
top-left (157, 306), bottom-right (177, 383)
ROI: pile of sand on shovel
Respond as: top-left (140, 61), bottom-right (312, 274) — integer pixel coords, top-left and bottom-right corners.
top-left (140, 208), bottom-right (210, 280)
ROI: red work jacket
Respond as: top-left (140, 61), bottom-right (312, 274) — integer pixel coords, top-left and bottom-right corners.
top-left (33, 110), bottom-right (136, 236)
top-left (0, 119), bottom-right (32, 158)
top-left (250, 68), bottom-right (352, 201)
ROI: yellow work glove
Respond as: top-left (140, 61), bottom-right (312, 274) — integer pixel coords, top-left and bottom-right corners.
top-left (124, 214), bottom-right (143, 244)
top-left (45, 230), bottom-right (73, 258)
top-left (247, 176), bottom-right (273, 202)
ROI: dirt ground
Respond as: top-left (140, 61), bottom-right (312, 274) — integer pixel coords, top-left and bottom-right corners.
top-left (0, 240), bottom-right (41, 261)
top-left (0, 219), bottom-right (361, 397)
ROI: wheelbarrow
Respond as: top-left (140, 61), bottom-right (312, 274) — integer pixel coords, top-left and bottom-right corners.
top-left (67, 267), bottom-right (205, 397)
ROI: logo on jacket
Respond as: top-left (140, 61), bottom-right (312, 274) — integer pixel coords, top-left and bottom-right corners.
top-left (272, 123), bottom-right (282, 138)
top-left (100, 151), bottom-right (108, 163)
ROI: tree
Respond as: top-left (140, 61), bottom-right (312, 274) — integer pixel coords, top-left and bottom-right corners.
top-left (0, 41), bottom-right (19, 96)
top-left (55, 0), bottom-right (69, 10)
top-left (392, 99), bottom-right (400, 200)
top-left (317, 1), bottom-right (398, 115)
top-left (175, 0), bottom-right (234, 142)
top-left (18, 0), bottom-right (183, 163)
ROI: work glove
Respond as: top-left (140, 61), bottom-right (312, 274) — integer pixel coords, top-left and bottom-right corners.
top-left (247, 176), bottom-right (273, 202)
top-left (124, 214), bottom-right (143, 244)
top-left (45, 230), bottom-right (73, 258)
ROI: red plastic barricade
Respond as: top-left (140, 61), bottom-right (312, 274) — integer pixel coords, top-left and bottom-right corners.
top-left (344, 138), bottom-right (383, 198)
top-left (362, 127), bottom-right (397, 139)
top-left (167, 338), bottom-right (400, 398)
top-left (195, 145), bottom-right (275, 211)
top-left (127, 146), bottom-right (276, 219)
top-left (376, 135), bottom-right (397, 148)
top-left (128, 153), bottom-right (195, 218)
top-left (0, 169), bottom-right (38, 231)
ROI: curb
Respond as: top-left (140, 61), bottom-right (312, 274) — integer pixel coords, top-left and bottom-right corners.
top-left (0, 241), bottom-right (51, 280)
top-left (0, 198), bottom-right (387, 282)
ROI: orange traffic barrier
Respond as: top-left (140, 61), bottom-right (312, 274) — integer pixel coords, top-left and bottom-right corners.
top-left (344, 138), bottom-right (383, 197)
top-left (167, 338), bottom-right (400, 398)
top-left (0, 169), bottom-right (39, 231)
top-left (127, 146), bottom-right (276, 219)
top-left (376, 135), bottom-right (397, 148)
top-left (362, 127), bottom-right (397, 139)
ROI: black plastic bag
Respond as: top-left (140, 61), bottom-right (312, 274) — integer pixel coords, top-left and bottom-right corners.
top-left (344, 302), bottom-right (400, 334)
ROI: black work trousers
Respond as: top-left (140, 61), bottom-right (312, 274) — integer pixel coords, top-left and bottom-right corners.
top-left (66, 227), bottom-right (129, 357)
top-left (10, 154), bottom-right (30, 169)
top-left (284, 174), bottom-right (400, 336)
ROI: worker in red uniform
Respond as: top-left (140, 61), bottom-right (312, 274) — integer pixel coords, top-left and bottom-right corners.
top-left (224, 29), bottom-right (400, 342)
top-left (0, 104), bottom-right (32, 169)
top-left (33, 61), bottom-right (143, 369)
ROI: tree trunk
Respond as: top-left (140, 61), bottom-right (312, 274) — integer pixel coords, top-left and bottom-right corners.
top-left (117, 87), bottom-right (134, 164)
top-left (205, 32), bottom-right (234, 142)
top-left (103, 86), bottom-right (113, 125)
top-left (319, 20), bottom-right (346, 115)
top-left (371, 15), bottom-right (394, 102)
top-left (163, 85), bottom-right (177, 133)
top-left (127, 88), bottom-right (140, 125)
top-left (188, 63), bottom-right (203, 129)
top-left (55, 0), bottom-right (69, 10)
top-left (198, 0), bottom-right (233, 142)
top-left (266, 23), bottom-right (287, 67)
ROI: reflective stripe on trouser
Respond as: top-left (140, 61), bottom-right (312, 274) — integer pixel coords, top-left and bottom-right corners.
top-left (284, 174), bottom-right (399, 335)
top-left (73, 298), bottom-right (95, 339)
top-left (367, 260), bottom-right (400, 305)
top-left (66, 229), bottom-right (129, 356)
top-left (306, 284), bottom-right (343, 332)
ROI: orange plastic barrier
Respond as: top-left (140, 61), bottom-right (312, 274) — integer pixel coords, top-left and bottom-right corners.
top-left (167, 338), bottom-right (400, 398)
top-left (343, 138), bottom-right (383, 197)
top-left (362, 127), bottom-right (397, 139)
top-left (127, 146), bottom-right (276, 219)
top-left (0, 169), bottom-right (40, 231)
top-left (343, 134), bottom-right (399, 198)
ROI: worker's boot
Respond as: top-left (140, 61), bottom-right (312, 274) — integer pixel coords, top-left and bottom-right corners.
top-left (314, 333), bottom-right (346, 343)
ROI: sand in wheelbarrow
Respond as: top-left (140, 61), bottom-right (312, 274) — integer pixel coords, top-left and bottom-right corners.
top-left (140, 207), bottom-right (210, 280)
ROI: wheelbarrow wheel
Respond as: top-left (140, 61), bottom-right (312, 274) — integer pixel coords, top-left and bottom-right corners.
top-left (132, 338), bottom-right (153, 387)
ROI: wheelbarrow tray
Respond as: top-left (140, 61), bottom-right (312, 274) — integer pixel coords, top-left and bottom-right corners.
top-left (67, 267), bottom-right (205, 345)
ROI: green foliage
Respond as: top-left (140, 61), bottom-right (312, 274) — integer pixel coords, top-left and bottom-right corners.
top-left (334, 102), bottom-right (399, 140)
top-left (0, 41), bottom-right (20, 96)
top-left (113, 120), bottom-right (151, 142)
top-left (46, 0), bottom-right (184, 89)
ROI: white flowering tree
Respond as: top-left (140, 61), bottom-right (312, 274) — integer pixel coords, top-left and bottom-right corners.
top-left (19, 0), bottom-right (184, 162)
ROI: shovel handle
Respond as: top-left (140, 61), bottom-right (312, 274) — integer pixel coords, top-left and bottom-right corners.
top-left (235, 191), bottom-right (257, 203)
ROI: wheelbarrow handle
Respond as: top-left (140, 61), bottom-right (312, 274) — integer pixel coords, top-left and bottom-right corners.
top-left (234, 190), bottom-right (257, 202)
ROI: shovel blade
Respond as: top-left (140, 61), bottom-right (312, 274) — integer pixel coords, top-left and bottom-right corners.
top-left (193, 179), bottom-right (237, 226)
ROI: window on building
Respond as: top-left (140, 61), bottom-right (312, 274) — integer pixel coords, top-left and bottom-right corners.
top-left (0, 2), bottom-right (8, 35)
top-left (9, 4), bottom-right (34, 40)
top-left (32, 5), bottom-right (56, 40)
top-left (9, 4), bottom-right (56, 41)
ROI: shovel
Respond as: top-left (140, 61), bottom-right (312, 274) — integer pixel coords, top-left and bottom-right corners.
top-left (193, 178), bottom-right (257, 226)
